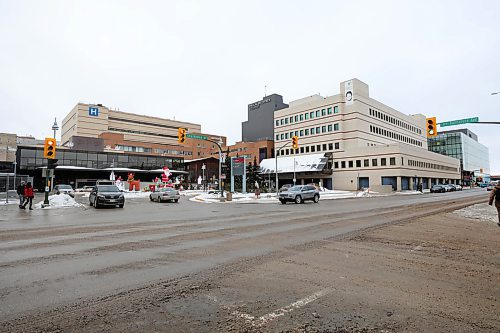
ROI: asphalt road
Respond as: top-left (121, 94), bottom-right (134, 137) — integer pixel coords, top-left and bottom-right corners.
top-left (0, 189), bottom-right (493, 332)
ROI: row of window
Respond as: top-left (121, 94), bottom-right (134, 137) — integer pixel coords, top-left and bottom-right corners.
top-left (278, 142), bottom-right (341, 156)
top-left (369, 108), bottom-right (422, 135)
top-left (275, 106), bottom-right (339, 127)
top-left (334, 157), bottom-right (397, 169)
top-left (115, 145), bottom-right (152, 153)
top-left (155, 148), bottom-right (193, 156)
top-left (276, 123), bottom-right (340, 141)
top-left (408, 159), bottom-right (457, 172)
top-left (369, 125), bottom-right (423, 147)
top-left (109, 127), bottom-right (177, 139)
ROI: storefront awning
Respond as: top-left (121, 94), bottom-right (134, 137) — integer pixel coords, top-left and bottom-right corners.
top-left (259, 153), bottom-right (328, 174)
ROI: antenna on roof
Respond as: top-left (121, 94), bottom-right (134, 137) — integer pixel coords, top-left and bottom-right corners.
top-left (264, 84), bottom-right (267, 97)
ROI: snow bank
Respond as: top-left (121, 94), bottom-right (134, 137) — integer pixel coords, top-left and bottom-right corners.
top-left (122, 191), bottom-right (150, 199)
top-left (453, 203), bottom-right (498, 224)
top-left (34, 194), bottom-right (84, 209)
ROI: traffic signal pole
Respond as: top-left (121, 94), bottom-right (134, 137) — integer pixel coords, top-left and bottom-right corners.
top-left (275, 142), bottom-right (291, 194)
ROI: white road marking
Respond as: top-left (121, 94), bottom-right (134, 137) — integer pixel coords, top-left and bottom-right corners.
top-left (230, 289), bottom-right (331, 327)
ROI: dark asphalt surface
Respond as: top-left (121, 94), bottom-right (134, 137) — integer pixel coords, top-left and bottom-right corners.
top-left (0, 188), bottom-right (489, 330)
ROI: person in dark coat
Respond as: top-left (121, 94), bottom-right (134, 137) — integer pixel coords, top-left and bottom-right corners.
top-left (21, 182), bottom-right (34, 210)
top-left (488, 182), bottom-right (500, 227)
top-left (17, 181), bottom-right (26, 208)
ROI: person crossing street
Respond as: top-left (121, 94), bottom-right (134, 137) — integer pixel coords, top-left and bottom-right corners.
top-left (488, 182), bottom-right (500, 227)
top-left (21, 182), bottom-right (34, 210)
top-left (17, 181), bottom-right (25, 208)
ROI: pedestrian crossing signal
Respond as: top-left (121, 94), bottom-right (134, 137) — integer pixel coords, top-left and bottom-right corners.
top-left (426, 117), bottom-right (437, 138)
top-left (43, 138), bottom-right (57, 159)
top-left (178, 128), bottom-right (186, 143)
top-left (292, 136), bottom-right (299, 149)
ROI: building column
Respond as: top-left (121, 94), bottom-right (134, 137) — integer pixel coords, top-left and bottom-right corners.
top-left (428, 177), bottom-right (432, 188)
top-left (396, 176), bottom-right (402, 192)
top-left (301, 179), bottom-right (305, 185)
top-left (409, 177), bottom-right (414, 190)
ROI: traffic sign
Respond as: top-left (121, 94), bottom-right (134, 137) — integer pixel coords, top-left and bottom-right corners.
top-left (186, 133), bottom-right (208, 140)
top-left (439, 117), bottom-right (479, 127)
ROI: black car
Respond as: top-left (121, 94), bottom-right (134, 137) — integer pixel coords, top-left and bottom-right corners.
top-left (430, 184), bottom-right (446, 193)
top-left (89, 185), bottom-right (125, 208)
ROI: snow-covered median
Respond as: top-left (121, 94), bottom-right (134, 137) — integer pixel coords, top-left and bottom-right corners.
top-left (453, 203), bottom-right (498, 225)
top-left (34, 194), bottom-right (84, 209)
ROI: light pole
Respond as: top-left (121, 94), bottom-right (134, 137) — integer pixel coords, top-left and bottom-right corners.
top-left (202, 163), bottom-right (206, 192)
top-left (293, 157), bottom-right (296, 186)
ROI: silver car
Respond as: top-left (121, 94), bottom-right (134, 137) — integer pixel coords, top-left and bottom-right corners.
top-left (149, 187), bottom-right (180, 203)
top-left (279, 185), bottom-right (320, 204)
top-left (53, 184), bottom-right (75, 198)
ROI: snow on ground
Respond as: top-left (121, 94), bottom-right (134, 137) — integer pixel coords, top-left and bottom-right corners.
top-left (188, 188), bottom-right (398, 204)
top-left (453, 203), bottom-right (499, 225)
top-left (34, 194), bottom-right (84, 209)
top-left (0, 199), bottom-right (19, 205)
top-left (122, 191), bottom-right (151, 199)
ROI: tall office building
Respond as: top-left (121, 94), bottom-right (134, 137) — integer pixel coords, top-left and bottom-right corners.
top-left (242, 94), bottom-right (288, 142)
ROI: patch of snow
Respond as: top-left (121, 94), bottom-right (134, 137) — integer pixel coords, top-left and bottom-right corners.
top-left (34, 194), bottom-right (84, 209)
top-left (0, 200), bottom-right (19, 205)
top-left (453, 203), bottom-right (498, 224)
top-left (122, 191), bottom-right (151, 199)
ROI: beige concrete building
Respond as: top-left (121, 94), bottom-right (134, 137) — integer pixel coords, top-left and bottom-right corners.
top-left (269, 79), bottom-right (460, 191)
top-left (61, 103), bottom-right (225, 160)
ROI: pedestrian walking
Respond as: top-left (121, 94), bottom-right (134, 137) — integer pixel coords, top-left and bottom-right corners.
top-left (488, 182), bottom-right (500, 227)
top-left (254, 181), bottom-right (260, 199)
top-left (21, 182), bottom-right (34, 210)
top-left (17, 181), bottom-right (26, 208)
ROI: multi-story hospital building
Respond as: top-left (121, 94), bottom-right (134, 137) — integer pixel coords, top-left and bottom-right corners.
top-left (260, 79), bottom-right (461, 191)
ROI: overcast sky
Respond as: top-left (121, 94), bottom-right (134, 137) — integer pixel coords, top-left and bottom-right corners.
top-left (1, 0), bottom-right (499, 173)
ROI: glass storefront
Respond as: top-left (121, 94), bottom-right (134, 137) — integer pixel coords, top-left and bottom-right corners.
top-left (17, 146), bottom-right (184, 171)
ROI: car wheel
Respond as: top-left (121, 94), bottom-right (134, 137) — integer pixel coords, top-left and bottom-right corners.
top-left (313, 194), bottom-right (319, 203)
top-left (295, 195), bottom-right (302, 204)
top-left (174, 199), bottom-right (179, 203)
top-left (149, 195), bottom-right (153, 201)
top-left (94, 198), bottom-right (99, 209)
top-left (279, 199), bottom-right (286, 204)
top-left (118, 204), bottom-right (124, 208)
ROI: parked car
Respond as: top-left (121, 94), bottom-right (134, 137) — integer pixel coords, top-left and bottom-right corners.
top-left (53, 184), bottom-right (75, 198)
top-left (149, 187), bottom-right (180, 203)
top-left (430, 185), bottom-right (446, 193)
top-left (442, 184), bottom-right (454, 192)
top-left (279, 185), bottom-right (320, 204)
top-left (486, 182), bottom-right (498, 191)
top-left (279, 184), bottom-right (293, 192)
top-left (89, 185), bottom-right (124, 208)
top-left (76, 185), bottom-right (94, 193)
top-left (451, 184), bottom-right (463, 191)
top-left (479, 182), bottom-right (488, 188)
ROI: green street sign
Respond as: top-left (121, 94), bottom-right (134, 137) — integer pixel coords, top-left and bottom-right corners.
top-left (439, 117), bottom-right (479, 127)
top-left (186, 133), bottom-right (208, 140)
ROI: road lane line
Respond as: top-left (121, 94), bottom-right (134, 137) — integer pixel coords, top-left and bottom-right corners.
top-left (231, 288), bottom-right (331, 327)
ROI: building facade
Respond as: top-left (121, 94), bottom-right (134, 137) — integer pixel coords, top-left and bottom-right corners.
top-left (428, 128), bottom-right (490, 185)
top-left (267, 79), bottom-right (461, 191)
top-left (242, 94), bottom-right (288, 142)
top-left (221, 140), bottom-right (274, 165)
top-left (15, 145), bottom-right (185, 190)
top-left (61, 103), bottom-right (226, 160)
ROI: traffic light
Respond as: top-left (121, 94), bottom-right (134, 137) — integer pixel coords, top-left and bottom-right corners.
top-left (47, 159), bottom-right (59, 169)
top-left (292, 136), bottom-right (299, 149)
top-left (43, 138), bottom-right (57, 159)
top-left (178, 128), bottom-right (186, 143)
top-left (426, 117), bottom-right (437, 138)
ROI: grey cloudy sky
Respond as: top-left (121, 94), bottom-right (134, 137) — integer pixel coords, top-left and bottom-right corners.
top-left (1, 0), bottom-right (499, 173)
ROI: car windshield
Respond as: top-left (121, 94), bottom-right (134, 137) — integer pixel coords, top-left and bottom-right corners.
top-left (58, 185), bottom-right (72, 189)
top-left (97, 185), bottom-right (120, 192)
top-left (289, 186), bottom-right (303, 191)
